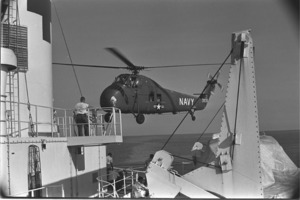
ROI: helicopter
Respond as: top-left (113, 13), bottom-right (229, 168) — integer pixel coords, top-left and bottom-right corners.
top-left (54, 48), bottom-right (223, 124)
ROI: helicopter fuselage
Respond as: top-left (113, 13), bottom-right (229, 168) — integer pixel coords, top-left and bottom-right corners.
top-left (55, 48), bottom-right (221, 124)
top-left (100, 74), bottom-right (211, 118)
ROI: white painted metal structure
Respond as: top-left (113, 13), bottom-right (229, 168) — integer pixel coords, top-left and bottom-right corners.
top-left (0, 103), bottom-right (123, 197)
top-left (17, 0), bottom-right (53, 134)
top-left (146, 30), bottom-right (264, 198)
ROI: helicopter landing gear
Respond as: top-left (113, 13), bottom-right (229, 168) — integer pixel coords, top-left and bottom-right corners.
top-left (104, 113), bottom-right (111, 122)
top-left (136, 114), bottom-right (145, 124)
top-left (191, 115), bottom-right (196, 121)
top-left (190, 110), bottom-right (196, 121)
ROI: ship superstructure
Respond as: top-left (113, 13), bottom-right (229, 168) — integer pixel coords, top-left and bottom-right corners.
top-left (0, 0), bottom-right (124, 197)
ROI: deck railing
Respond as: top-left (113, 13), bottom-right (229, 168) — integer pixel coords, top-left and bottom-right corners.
top-left (96, 167), bottom-right (146, 198)
top-left (11, 184), bottom-right (65, 197)
top-left (2, 100), bottom-right (122, 138)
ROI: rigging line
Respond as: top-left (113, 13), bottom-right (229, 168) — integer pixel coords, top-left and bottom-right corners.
top-left (231, 42), bottom-right (245, 159)
top-left (172, 154), bottom-right (221, 169)
top-left (24, 73), bottom-right (36, 136)
top-left (24, 73), bottom-right (30, 104)
top-left (197, 101), bottom-right (225, 142)
top-left (161, 49), bottom-right (233, 150)
top-left (169, 103), bottom-right (225, 169)
top-left (52, 1), bottom-right (83, 97)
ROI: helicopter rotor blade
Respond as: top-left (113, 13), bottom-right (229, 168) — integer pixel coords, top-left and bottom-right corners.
top-left (53, 62), bottom-right (128, 69)
top-left (105, 48), bottom-right (137, 70)
top-left (53, 62), bottom-right (229, 70)
top-left (146, 63), bottom-right (230, 69)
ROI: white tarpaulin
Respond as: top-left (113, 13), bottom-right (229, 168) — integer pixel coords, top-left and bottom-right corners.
top-left (260, 135), bottom-right (299, 198)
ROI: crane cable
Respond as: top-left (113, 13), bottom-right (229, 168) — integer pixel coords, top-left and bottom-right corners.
top-left (196, 101), bottom-right (225, 142)
top-left (161, 49), bottom-right (233, 150)
top-left (52, 1), bottom-right (83, 97)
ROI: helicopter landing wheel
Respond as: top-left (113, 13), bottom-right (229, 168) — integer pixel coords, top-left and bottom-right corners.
top-left (104, 113), bottom-right (111, 122)
top-left (136, 114), bottom-right (145, 124)
top-left (190, 110), bottom-right (196, 121)
top-left (192, 115), bottom-right (196, 121)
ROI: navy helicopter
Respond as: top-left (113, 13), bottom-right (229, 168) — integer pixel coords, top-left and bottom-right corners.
top-left (54, 48), bottom-right (223, 124)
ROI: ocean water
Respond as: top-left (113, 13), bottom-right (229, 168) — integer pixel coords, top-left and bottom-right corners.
top-left (107, 130), bottom-right (299, 170)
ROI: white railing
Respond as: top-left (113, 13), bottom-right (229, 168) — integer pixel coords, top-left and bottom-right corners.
top-left (96, 167), bottom-right (146, 198)
top-left (2, 100), bottom-right (122, 138)
top-left (11, 184), bottom-right (65, 197)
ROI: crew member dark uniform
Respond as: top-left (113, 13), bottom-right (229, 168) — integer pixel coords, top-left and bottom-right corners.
top-left (74, 96), bottom-right (89, 136)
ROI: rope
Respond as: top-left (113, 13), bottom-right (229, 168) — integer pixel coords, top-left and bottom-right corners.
top-left (24, 73), bottom-right (36, 137)
top-left (161, 102), bottom-right (225, 169)
top-left (172, 154), bottom-right (221, 169)
top-left (52, 1), bottom-right (83, 97)
top-left (161, 49), bottom-right (233, 150)
top-left (197, 101), bottom-right (225, 142)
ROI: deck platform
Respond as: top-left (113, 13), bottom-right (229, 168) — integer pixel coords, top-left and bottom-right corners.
top-left (67, 135), bottom-right (123, 146)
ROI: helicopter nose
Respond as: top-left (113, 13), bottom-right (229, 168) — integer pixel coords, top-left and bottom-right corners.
top-left (100, 86), bottom-right (122, 108)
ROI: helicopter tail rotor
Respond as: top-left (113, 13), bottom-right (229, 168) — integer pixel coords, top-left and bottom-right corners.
top-left (207, 72), bottom-right (223, 95)
top-left (193, 72), bottom-right (223, 96)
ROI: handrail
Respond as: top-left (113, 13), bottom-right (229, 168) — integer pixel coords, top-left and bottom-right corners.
top-left (96, 166), bottom-right (147, 198)
top-left (12, 186), bottom-right (46, 196)
top-left (2, 99), bottom-right (122, 139)
top-left (11, 184), bottom-right (65, 197)
top-left (114, 166), bottom-right (146, 173)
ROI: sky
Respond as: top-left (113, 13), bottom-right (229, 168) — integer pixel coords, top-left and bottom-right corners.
top-left (52, 0), bottom-right (299, 136)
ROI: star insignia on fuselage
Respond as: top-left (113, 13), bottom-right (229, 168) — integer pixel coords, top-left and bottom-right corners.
top-left (154, 103), bottom-right (164, 110)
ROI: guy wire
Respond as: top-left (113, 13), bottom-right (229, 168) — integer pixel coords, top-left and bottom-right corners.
top-left (161, 49), bottom-right (233, 150)
top-left (52, 1), bottom-right (83, 97)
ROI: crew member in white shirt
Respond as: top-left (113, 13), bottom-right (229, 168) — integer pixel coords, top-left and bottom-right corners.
top-left (74, 96), bottom-right (89, 136)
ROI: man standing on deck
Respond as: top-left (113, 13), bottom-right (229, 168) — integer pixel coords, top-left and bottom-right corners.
top-left (107, 152), bottom-right (113, 171)
top-left (106, 153), bottom-right (114, 181)
top-left (74, 96), bottom-right (89, 136)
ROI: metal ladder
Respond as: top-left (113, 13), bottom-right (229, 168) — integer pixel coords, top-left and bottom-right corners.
top-left (6, 72), bottom-right (19, 136)
top-left (4, 0), bottom-right (20, 137)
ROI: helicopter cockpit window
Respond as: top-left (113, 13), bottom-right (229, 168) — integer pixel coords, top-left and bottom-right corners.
top-left (128, 76), bottom-right (140, 88)
top-left (115, 77), bottom-right (120, 83)
top-left (115, 75), bottom-right (127, 85)
top-left (157, 94), bottom-right (162, 102)
top-left (134, 78), bottom-right (140, 87)
top-left (149, 93), bottom-right (154, 102)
